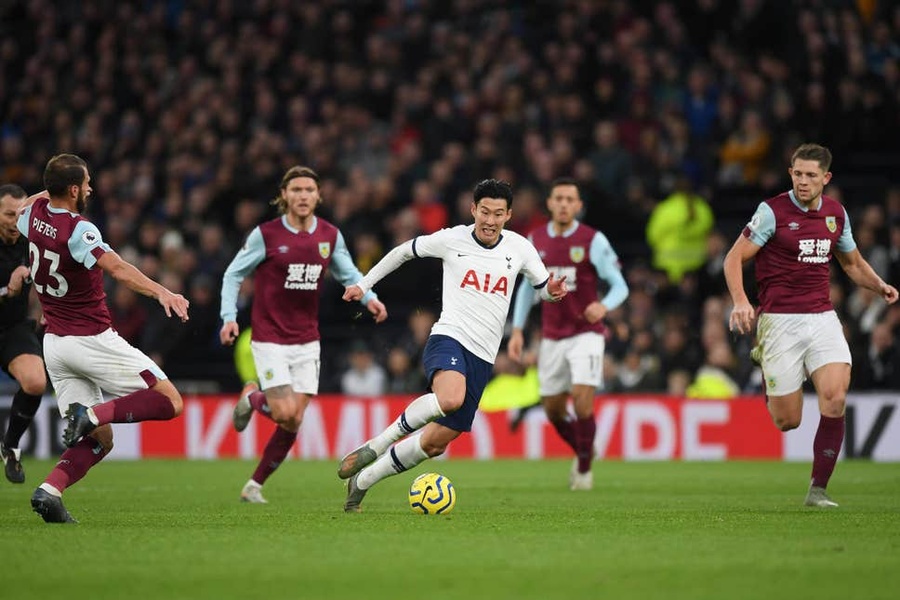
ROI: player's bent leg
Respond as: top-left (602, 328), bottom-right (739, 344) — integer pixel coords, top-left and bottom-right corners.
top-left (431, 370), bottom-right (467, 415)
top-left (263, 385), bottom-right (295, 424)
top-left (541, 393), bottom-right (577, 452)
top-left (346, 425), bottom-right (461, 513)
top-left (765, 390), bottom-right (804, 431)
top-left (338, 376), bottom-right (458, 479)
top-left (153, 378), bottom-right (184, 416)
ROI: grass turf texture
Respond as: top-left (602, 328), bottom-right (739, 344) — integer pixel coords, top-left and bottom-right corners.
top-left (2, 460), bottom-right (898, 600)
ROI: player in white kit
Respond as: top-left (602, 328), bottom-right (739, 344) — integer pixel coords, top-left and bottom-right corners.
top-left (336, 179), bottom-right (567, 512)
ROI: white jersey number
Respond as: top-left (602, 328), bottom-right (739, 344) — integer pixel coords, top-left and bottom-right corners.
top-left (29, 242), bottom-right (69, 297)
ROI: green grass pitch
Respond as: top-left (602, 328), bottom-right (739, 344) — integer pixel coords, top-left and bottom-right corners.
top-left (2, 459), bottom-right (899, 600)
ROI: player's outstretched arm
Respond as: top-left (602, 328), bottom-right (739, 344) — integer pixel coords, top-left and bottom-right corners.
top-left (724, 235), bottom-right (761, 335)
top-left (835, 248), bottom-right (900, 304)
top-left (342, 239), bottom-right (417, 303)
top-left (97, 252), bottom-right (190, 321)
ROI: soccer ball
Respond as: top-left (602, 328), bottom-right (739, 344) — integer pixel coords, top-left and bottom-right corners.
top-left (408, 472), bottom-right (456, 515)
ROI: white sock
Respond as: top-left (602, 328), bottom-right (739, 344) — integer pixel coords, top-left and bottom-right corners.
top-left (369, 393), bottom-right (444, 454)
top-left (39, 483), bottom-right (62, 497)
top-left (86, 407), bottom-right (100, 426)
top-left (358, 433), bottom-right (429, 490)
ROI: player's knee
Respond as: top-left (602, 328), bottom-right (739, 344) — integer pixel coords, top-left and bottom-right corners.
top-left (284, 415), bottom-right (302, 432)
top-left (437, 393), bottom-right (464, 414)
top-left (420, 438), bottom-right (448, 457)
top-left (167, 390), bottom-right (184, 417)
top-left (20, 372), bottom-right (46, 396)
top-left (544, 406), bottom-right (568, 422)
top-left (269, 402), bottom-right (292, 424)
top-left (821, 399), bottom-right (845, 418)
top-left (773, 415), bottom-right (801, 431)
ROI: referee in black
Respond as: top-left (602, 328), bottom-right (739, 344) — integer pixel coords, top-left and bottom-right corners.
top-left (0, 184), bottom-right (47, 483)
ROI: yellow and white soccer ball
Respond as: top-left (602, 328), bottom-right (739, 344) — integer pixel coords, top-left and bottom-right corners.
top-left (408, 472), bottom-right (456, 515)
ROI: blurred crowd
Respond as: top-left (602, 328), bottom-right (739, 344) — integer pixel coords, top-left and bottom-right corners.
top-left (0, 0), bottom-right (898, 394)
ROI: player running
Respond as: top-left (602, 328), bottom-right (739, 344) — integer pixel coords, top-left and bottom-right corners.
top-left (508, 178), bottom-right (628, 490)
top-left (20, 154), bottom-right (189, 523)
top-left (337, 179), bottom-right (567, 512)
top-left (220, 165), bottom-right (386, 504)
top-left (724, 143), bottom-right (898, 508)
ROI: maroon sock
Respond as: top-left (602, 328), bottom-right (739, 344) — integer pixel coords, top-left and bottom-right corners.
top-left (45, 437), bottom-right (107, 492)
top-left (91, 389), bottom-right (176, 424)
top-left (574, 416), bottom-right (597, 473)
top-left (251, 426), bottom-right (297, 485)
top-left (550, 418), bottom-right (577, 452)
top-left (811, 415), bottom-right (845, 488)
top-left (249, 391), bottom-right (275, 422)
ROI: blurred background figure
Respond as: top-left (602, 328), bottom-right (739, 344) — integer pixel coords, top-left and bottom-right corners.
top-left (341, 341), bottom-right (387, 397)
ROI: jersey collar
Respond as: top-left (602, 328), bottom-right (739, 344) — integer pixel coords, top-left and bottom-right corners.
top-left (788, 190), bottom-right (822, 212)
top-left (282, 215), bottom-right (317, 234)
top-left (470, 228), bottom-right (503, 249)
top-left (546, 220), bottom-right (579, 238)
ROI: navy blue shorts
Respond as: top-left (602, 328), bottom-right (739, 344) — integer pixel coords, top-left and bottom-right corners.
top-left (422, 334), bottom-right (493, 433)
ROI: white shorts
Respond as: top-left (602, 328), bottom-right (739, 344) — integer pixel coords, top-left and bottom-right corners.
top-left (756, 311), bottom-right (851, 396)
top-left (251, 340), bottom-right (320, 394)
top-left (537, 332), bottom-right (605, 396)
top-left (43, 329), bottom-right (168, 417)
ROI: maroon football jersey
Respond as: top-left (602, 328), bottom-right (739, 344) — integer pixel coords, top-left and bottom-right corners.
top-left (530, 222), bottom-right (607, 340)
top-left (26, 197), bottom-right (112, 335)
top-left (251, 217), bottom-right (339, 344)
top-left (744, 192), bottom-right (846, 314)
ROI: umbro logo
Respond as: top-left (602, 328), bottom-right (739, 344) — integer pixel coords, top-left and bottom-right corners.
top-left (279, 245), bottom-right (289, 253)
top-left (788, 222), bottom-right (800, 231)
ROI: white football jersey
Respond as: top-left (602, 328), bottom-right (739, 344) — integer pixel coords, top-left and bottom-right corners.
top-left (358, 225), bottom-right (551, 363)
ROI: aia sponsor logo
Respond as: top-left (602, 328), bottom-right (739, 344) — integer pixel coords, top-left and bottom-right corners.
top-left (459, 269), bottom-right (508, 295)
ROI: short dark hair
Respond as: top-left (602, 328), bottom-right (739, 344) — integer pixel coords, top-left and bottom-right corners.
top-left (791, 143), bottom-right (832, 172)
top-left (473, 179), bottom-right (513, 208)
top-left (0, 184), bottom-right (27, 199)
top-left (550, 177), bottom-right (578, 190)
top-left (44, 154), bottom-right (88, 196)
top-left (272, 165), bottom-right (319, 214)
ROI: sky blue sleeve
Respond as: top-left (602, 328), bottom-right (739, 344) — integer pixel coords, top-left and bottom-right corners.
top-left (589, 232), bottom-right (629, 311)
top-left (511, 280), bottom-right (536, 329)
top-left (68, 221), bottom-right (112, 269)
top-left (220, 227), bottom-right (266, 322)
top-left (330, 231), bottom-right (377, 306)
top-left (744, 202), bottom-right (776, 246)
top-left (16, 205), bottom-right (32, 237)
top-left (836, 207), bottom-right (856, 253)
